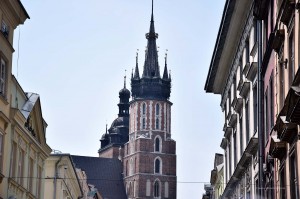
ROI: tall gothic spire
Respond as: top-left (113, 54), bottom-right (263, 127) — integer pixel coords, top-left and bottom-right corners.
top-left (142, 0), bottom-right (160, 78)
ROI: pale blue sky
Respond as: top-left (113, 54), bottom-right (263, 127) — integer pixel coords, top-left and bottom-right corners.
top-left (15, 1), bottom-right (225, 198)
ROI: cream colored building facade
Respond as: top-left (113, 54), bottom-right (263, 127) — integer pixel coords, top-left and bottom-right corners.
top-left (0, 1), bottom-right (53, 199)
top-left (44, 154), bottom-right (83, 199)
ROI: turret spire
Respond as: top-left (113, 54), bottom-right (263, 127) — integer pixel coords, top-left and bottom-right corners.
top-left (142, 0), bottom-right (160, 78)
top-left (163, 50), bottom-right (169, 79)
top-left (134, 50), bottom-right (140, 79)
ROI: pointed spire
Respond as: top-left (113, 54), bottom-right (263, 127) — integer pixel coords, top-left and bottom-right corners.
top-left (134, 50), bottom-right (140, 79)
top-left (124, 75), bottom-right (126, 88)
top-left (163, 50), bottom-right (169, 79)
top-left (105, 123), bottom-right (108, 134)
top-left (142, 0), bottom-right (160, 78)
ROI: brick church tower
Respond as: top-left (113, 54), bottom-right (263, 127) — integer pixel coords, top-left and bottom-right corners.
top-left (123, 1), bottom-right (177, 198)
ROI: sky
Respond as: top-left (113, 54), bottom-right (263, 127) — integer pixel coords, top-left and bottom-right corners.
top-left (15, 1), bottom-right (225, 198)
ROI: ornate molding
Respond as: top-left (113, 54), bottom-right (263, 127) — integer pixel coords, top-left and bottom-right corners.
top-left (221, 8), bottom-right (254, 109)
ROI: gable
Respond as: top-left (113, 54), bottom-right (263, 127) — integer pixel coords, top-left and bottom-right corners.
top-left (22, 93), bottom-right (47, 145)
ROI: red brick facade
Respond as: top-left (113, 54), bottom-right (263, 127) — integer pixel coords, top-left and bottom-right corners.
top-left (123, 99), bottom-right (176, 198)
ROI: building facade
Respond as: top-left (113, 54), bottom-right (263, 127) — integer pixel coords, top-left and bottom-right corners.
top-left (0, 1), bottom-right (53, 199)
top-left (205, 0), bottom-right (259, 198)
top-left (122, 5), bottom-right (176, 199)
top-left (206, 0), bottom-right (300, 198)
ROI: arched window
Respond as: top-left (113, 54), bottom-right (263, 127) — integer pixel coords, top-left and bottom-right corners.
top-left (130, 158), bottom-right (134, 175)
top-left (164, 182), bottom-right (169, 198)
top-left (155, 104), bottom-right (160, 130)
top-left (155, 158), bottom-right (161, 174)
top-left (156, 103), bottom-right (160, 116)
top-left (155, 137), bottom-right (160, 152)
top-left (142, 118), bottom-right (146, 129)
top-left (146, 179), bottom-right (151, 196)
top-left (154, 181), bottom-right (160, 197)
top-left (142, 103), bottom-right (146, 115)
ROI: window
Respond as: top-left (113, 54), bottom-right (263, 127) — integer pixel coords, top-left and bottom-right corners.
top-left (245, 99), bottom-right (250, 144)
top-left (155, 158), bottom-right (161, 174)
top-left (228, 142), bottom-right (232, 176)
top-left (245, 38), bottom-right (250, 63)
top-left (155, 104), bottom-right (160, 130)
top-left (130, 158), bottom-right (134, 175)
top-left (142, 118), bottom-right (146, 129)
top-left (290, 153), bottom-right (299, 199)
top-left (10, 142), bottom-right (17, 177)
top-left (0, 133), bottom-right (2, 172)
top-left (28, 158), bottom-right (34, 192)
top-left (36, 166), bottom-right (42, 198)
top-left (154, 180), bottom-right (160, 197)
top-left (289, 29), bottom-right (295, 88)
top-left (264, 88), bottom-right (269, 141)
top-left (142, 103), bottom-right (146, 115)
top-left (18, 149), bottom-right (25, 185)
top-left (253, 85), bottom-right (258, 133)
top-left (156, 104), bottom-right (160, 116)
top-left (279, 53), bottom-right (285, 108)
top-left (146, 179), bottom-right (151, 196)
top-left (280, 165), bottom-right (286, 199)
top-left (239, 114), bottom-right (243, 155)
top-left (155, 137), bottom-right (160, 152)
top-left (165, 182), bottom-right (169, 198)
top-left (270, 74), bottom-right (274, 129)
top-left (1, 20), bottom-right (9, 38)
top-left (0, 59), bottom-right (6, 96)
top-left (233, 131), bottom-right (237, 167)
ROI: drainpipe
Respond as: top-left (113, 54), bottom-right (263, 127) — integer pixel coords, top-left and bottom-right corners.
top-left (54, 156), bottom-right (62, 199)
top-left (257, 16), bottom-right (265, 199)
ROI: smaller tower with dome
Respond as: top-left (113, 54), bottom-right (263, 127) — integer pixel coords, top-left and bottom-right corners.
top-left (98, 77), bottom-right (130, 158)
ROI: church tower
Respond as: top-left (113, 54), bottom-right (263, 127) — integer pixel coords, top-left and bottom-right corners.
top-left (98, 77), bottom-right (130, 158)
top-left (123, 1), bottom-right (177, 198)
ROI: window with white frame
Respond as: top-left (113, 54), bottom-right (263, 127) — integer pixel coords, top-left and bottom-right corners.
top-left (155, 103), bottom-right (160, 130)
top-left (154, 157), bottom-right (161, 174)
top-left (155, 136), bottom-right (161, 152)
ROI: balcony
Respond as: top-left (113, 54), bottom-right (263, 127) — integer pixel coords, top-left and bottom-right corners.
top-left (280, 0), bottom-right (295, 25)
top-left (270, 136), bottom-right (286, 160)
top-left (232, 96), bottom-right (243, 113)
top-left (245, 62), bottom-right (257, 82)
top-left (239, 81), bottom-right (250, 98)
top-left (275, 116), bottom-right (297, 144)
top-left (223, 123), bottom-right (232, 139)
top-left (228, 113), bottom-right (237, 127)
top-left (286, 86), bottom-right (300, 124)
top-left (272, 29), bottom-right (285, 53)
top-left (220, 138), bottom-right (227, 150)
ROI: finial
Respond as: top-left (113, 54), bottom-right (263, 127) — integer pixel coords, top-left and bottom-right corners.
top-left (136, 49), bottom-right (139, 66)
top-left (165, 49), bottom-right (168, 65)
top-left (124, 70), bottom-right (127, 88)
top-left (151, 0), bottom-right (154, 21)
top-left (105, 123), bottom-right (108, 134)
